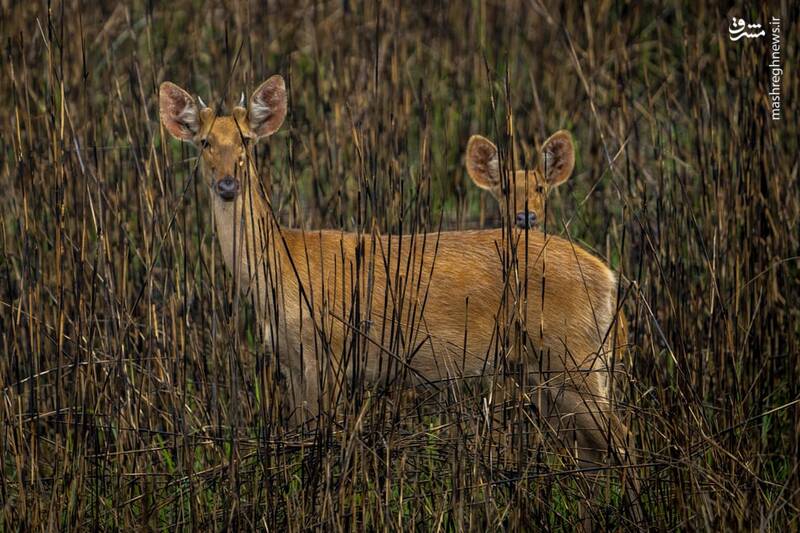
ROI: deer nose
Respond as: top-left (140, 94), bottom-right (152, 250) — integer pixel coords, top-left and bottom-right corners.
top-left (515, 211), bottom-right (537, 229)
top-left (215, 176), bottom-right (239, 201)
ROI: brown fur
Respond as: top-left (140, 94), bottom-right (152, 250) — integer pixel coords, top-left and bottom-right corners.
top-left (467, 130), bottom-right (632, 388)
top-left (466, 131), bottom-right (575, 227)
top-left (159, 77), bottom-right (629, 465)
top-left (465, 131), bottom-right (635, 478)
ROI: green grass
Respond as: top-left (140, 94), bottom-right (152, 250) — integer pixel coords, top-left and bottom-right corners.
top-left (1, 0), bottom-right (799, 530)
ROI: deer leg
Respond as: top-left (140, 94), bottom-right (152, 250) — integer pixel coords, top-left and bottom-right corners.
top-left (543, 385), bottom-right (642, 530)
top-left (280, 354), bottom-right (321, 430)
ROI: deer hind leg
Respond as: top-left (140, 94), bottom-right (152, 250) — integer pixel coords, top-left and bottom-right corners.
top-left (542, 384), bottom-right (642, 530)
top-left (544, 386), bottom-right (623, 466)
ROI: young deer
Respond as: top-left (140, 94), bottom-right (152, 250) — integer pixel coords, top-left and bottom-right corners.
top-left (159, 76), bottom-right (629, 466)
top-left (466, 131), bottom-right (574, 229)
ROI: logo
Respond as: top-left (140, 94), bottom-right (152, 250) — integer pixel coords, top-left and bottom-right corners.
top-left (728, 17), bottom-right (765, 40)
top-left (728, 16), bottom-right (782, 120)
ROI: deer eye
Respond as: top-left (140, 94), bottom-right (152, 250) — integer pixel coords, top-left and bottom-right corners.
top-left (536, 185), bottom-right (545, 193)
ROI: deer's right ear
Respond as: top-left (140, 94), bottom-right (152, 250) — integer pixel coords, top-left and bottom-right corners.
top-left (540, 130), bottom-right (575, 187)
top-left (159, 82), bottom-right (200, 141)
top-left (466, 135), bottom-right (501, 191)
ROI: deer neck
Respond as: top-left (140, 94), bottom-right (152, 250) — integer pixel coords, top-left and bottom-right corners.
top-left (209, 165), bottom-right (275, 302)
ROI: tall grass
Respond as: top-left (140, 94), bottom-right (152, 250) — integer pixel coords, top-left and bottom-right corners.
top-left (1, 0), bottom-right (798, 530)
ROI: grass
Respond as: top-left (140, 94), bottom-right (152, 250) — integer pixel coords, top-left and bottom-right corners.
top-left (1, 0), bottom-right (799, 530)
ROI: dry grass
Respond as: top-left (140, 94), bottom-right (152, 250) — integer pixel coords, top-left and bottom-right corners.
top-left (1, 0), bottom-right (799, 530)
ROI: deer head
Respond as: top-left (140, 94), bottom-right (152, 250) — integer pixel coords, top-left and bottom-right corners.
top-left (466, 130), bottom-right (575, 229)
top-left (158, 75), bottom-right (287, 203)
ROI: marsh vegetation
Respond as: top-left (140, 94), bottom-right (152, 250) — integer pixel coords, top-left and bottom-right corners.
top-left (1, 1), bottom-right (798, 530)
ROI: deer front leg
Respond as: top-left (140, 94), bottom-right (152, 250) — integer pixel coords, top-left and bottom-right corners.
top-left (281, 352), bottom-right (321, 430)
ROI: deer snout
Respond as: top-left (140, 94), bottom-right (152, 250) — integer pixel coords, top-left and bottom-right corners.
top-left (215, 176), bottom-right (239, 201)
top-left (515, 211), bottom-right (537, 229)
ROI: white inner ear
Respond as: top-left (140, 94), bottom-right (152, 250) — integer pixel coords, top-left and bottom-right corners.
top-left (543, 149), bottom-right (554, 171)
top-left (249, 97), bottom-right (271, 128)
top-left (177, 103), bottom-right (199, 134)
top-left (543, 148), bottom-right (563, 181)
top-left (487, 154), bottom-right (500, 183)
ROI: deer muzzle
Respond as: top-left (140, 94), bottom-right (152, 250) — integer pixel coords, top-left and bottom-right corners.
top-left (215, 176), bottom-right (239, 201)
top-left (516, 211), bottom-right (537, 229)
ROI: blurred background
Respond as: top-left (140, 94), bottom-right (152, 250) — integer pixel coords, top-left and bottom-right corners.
top-left (1, 0), bottom-right (798, 530)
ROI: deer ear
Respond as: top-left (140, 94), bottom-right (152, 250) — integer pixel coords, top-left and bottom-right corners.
top-left (159, 82), bottom-right (200, 141)
top-left (540, 130), bottom-right (575, 187)
top-left (248, 75), bottom-right (287, 139)
top-left (466, 135), bottom-right (501, 191)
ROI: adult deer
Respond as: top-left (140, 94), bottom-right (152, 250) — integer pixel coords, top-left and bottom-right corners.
top-left (159, 75), bottom-right (629, 466)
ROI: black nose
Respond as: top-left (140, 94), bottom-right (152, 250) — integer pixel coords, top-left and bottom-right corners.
top-left (216, 176), bottom-right (239, 201)
top-left (515, 211), bottom-right (537, 229)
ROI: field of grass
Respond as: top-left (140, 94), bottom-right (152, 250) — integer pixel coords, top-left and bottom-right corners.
top-left (1, 0), bottom-right (799, 530)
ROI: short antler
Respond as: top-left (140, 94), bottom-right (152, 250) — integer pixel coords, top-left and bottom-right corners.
top-left (233, 91), bottom-right (248, 127)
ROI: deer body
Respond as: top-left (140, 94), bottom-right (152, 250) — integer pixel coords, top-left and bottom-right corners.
top-left (213, 178), bottom-right (615, 387)
top-left (160, 76), bottom-right (627, 464)
top-left (465, 130), bottom-right (629, 381)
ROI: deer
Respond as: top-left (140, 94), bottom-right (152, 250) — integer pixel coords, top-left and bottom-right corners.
top-left (465, 130), bottom-right (574, 230)
top-left (158, 75), bottom-right (631, 468)
top-left (467, 129), bottom-right (638, 515)
top-left (466, 130), bottom-right (630, 346)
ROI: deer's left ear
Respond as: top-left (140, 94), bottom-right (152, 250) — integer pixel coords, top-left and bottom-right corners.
top-left (248, 75), bottom-right (287, 139)
top-left (540, 130), bottom-right (575, 187)
top-left (159, 82), bottom-right (201, 141)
